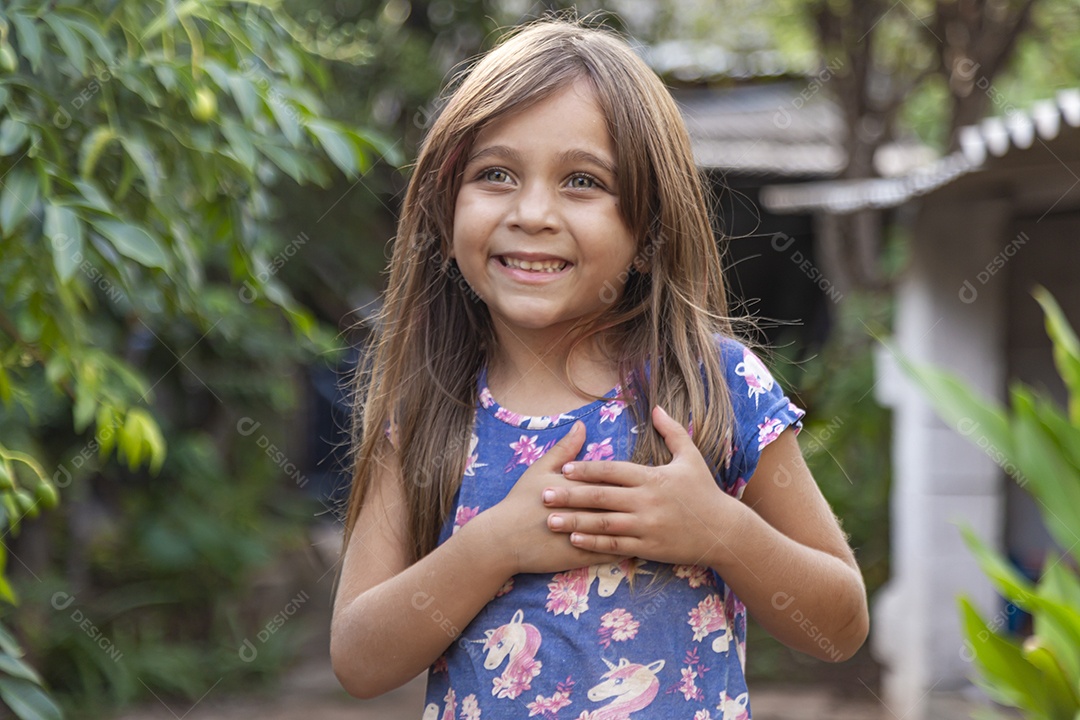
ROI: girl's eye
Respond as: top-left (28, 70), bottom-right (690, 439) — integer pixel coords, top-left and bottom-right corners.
top-left (568, 173), bottom-right (599, 190)
top-left (482, 168), bottom-right (511, 183)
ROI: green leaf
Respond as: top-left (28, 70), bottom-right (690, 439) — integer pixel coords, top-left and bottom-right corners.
top-left (43, 15), bottom-right (86, 76)
top-left (1034, 286), bottom-right (1080, 425)
top-left (90, 220), bottom-right (170, 270)
top-left (43, 205), bottom-right (85, 283)
top-left (79, 126), bottom-right (119, 179)
top-left (0, 654), bottom-right (42, 685)
top-left (307, 120), bottom-right (358, 177)
top-left (0, 676), bottom-right (63, 720)
top-left (0, 169), bottom-right (40, 237)
top-left (267, 95), bottom-right (303, 147)
top-left (226, 72), bottom-right (259, 124)
top-left (64, 14), bottom-right (114, 66)
top-left (958, 596), bottom-right (1045, 711)
top-left (0, 118), bottom-right (30, 156)
top-left (70, 179), bottom-right (114, 214)
top-left (0, 623), bottom-right (23, 658)
top-left (1011, 392), bottom-right (1080, 554)
top-left (10, 15), bottom-right (42, 75)
top-left (959, 526), bottom-right (1036, 607)
top-left (118, 135), bottom-right (163, 198)
top-left (896, 345), bottom-right (1013, 465)
top-left (1021, 637), bottom-right (1080, 714)
top-left (129, 408), bottom-right (166, 475)
top-left (120, 411), bottom-right (144, 471)
top-left (220, 119), bottom-right (255, 169)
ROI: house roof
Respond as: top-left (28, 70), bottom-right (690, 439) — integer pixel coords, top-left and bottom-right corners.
top-left (672, 82), bottom-right (846, 176)
top-left (759, 88), bottom-right (1080, 214)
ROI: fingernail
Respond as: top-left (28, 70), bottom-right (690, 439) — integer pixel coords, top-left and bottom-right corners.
top-left (570, 533), bottom-right (583, 544)
top-left (549, 515), bottom-right (564, 529)
top-left (543, 489), bottom-right (556, 503)
top-left (656, 405), bottom-right (668, 416)
top-left (562, 463), bottom-right (574, 475)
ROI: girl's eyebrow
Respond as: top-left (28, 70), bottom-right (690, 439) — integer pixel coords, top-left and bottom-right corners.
top-left (467, 144), bottom-right (618, 179)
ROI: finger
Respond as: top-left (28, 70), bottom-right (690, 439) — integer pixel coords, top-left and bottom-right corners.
top-left (547, 511), bottom-right (637, 537)
top-left (542, 484), bottom-right (637, 512)
top-left (561, 460), bottom-right (647, 486)
top-left (568, 532), bottom-right (636, 556)
top-left (652, 405), bottom-right (695, 459)
top-left (535, 421), bottom-right (586, 471)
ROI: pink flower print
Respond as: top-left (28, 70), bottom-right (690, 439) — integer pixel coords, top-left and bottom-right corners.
top-left (688, 595), bottom-right (726, 643)
top-left (526, 688), bottom-right (573, 717)
top-left (527, 677), bottom-right (575, 718)
top-left (597, 608), bottom-right (639, 648)
top-left (453, 506), bottom-right (480, 534)
top-left (728, 476), bottom-right (748, 500)
top-left (756, 417), bottom-right (784, 450)
top-left (583, 437), bottom-right (614, 462)
top-left (433, 654), bottom-right (448, 674)
top-left (509, 435), bottom-right (544, 468)
top-left (599, 399), bottom-right (625, 424)
top-left (496, 578), bottom-right (514, 597)
top-left (677, 666), bottom-right (703, 701)
top-left (673, 564), bottom-right (715, 588)
top-left (496, 406), bottom-right (526, 426)
top-left (695, 711), bottom-right (714, 720)
top-left (461, 693), bottom-right (481, 720)
top-left (546, 568), bottom-right (590, 619)
top-left (480, 387), bottom-right (495, 408)
top-left (491, 657), bottom-right (541, 699)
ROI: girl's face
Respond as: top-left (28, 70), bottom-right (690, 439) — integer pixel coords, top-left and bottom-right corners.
top-left (451, 79), bottom-right (639, 343)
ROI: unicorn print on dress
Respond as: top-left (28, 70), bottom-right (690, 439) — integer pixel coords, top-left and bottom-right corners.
top-left (421, 687), bottom-right (457, 720)
top-left (687, 594), bottom-right (733, 653)
top-left (481, 609), bottom-right (543, 699)
top-left (716, 690), bottom-right (750, 720)
top-left (463, 432), bottom-right (487, 477)
top-left (577, 657), bottom-right (666, 719)
top-left (546, 560), bottom-right (652, 619)
top-left (734, 348), bottom-right (774, 406)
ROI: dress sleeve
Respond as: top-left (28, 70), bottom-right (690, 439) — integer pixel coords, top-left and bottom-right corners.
top-left (716, 336), bottom-right (805, 499)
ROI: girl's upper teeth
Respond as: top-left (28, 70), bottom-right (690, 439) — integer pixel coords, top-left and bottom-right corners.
top-left (503, 257), bottom-right (566, 272)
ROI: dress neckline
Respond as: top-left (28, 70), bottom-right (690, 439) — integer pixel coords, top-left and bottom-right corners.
top-left (477, 366), bottom-right (625, 430)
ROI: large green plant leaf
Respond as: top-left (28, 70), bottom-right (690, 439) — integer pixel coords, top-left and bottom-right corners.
top-left (1034, 286), bottom-right (1080, 425)
top-left (959, 596), bottom-right (1048, 712)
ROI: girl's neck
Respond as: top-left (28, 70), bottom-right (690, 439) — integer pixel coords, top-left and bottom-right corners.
top-left (486, 322), bottom-right (620, 417)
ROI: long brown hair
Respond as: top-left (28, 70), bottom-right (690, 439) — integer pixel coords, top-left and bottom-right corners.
top-left (344, 17), bottom-right (738, 564)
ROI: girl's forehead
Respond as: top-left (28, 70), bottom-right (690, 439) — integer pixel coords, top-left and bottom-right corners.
top-left (467, 80), bottom-right (612, 153)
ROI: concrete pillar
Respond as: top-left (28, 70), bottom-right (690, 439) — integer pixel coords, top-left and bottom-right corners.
top-left (871, 198), bottom-right (1010, 719)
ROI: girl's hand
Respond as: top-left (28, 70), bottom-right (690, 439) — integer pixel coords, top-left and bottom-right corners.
top-left (541, 406), bottom-right (745, 566)
top-left (478, 421), bottom-right (621, 576)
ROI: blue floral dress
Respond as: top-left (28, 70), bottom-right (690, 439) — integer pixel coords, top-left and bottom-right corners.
top-left (420, 337), bottom-right (805, 720)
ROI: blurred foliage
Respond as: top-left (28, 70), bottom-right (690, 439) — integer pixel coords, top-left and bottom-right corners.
top-left (0, 0), bottom-right (394, 715)
top-left (904, 288), bottom-right (1080, 719)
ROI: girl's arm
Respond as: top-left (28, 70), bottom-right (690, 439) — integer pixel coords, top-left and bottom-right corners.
top-left (540, 406), bottom-right (869, 662)
top-left (331, 422), bottom-right (618, 698)
top-left (707, 428), bottom-right (868, 660)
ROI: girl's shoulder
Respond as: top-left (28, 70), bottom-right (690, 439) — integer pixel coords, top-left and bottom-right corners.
top-left (711, 333), bottom-right (806, 493)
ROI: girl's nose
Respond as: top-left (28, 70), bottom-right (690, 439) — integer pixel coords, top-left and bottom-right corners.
top-left (507, 181), bottom-right (560, 234)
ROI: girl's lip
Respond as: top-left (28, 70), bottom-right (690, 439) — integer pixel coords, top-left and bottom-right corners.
top-left (489, 256), bottom-right (573, 283)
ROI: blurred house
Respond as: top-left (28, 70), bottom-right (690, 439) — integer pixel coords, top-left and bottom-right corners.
top-left (762, 89), bottom-right (1080, 718)
top-left (651, 40), bottom-right (931, 350)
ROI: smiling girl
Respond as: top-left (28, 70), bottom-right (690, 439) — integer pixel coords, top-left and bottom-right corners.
top-left (331, 18), bottom-right (868, 719)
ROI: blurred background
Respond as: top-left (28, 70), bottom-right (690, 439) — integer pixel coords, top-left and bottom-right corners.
top-left (0, 0), bottom-right (1078, 718)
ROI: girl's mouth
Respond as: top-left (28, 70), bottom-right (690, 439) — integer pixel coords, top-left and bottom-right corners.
top-left (497, 256), bottom-right (569, 273)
